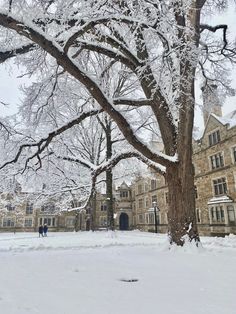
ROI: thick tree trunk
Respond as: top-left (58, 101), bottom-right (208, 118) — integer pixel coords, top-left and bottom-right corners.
top-left (166, 160), bottom-right (199, 246)
top-left (164, 2), bottom-right (202, 246)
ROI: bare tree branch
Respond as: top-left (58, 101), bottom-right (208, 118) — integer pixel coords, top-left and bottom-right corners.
top-left (113, 98), bottom-right (152, 106)
top-left (200, 24), bottom-right (228, 50)
top-left (58, 150), bottom-right (166, 176)
top-left (0, 44), bottom-right (36, 64)
top-left (0, 109), bottom-right (102, 171)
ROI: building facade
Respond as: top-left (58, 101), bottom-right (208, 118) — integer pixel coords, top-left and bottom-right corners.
top-left (193, 111), bottom-right (236, 236)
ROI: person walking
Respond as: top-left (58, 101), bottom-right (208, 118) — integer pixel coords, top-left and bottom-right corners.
top-left (38, 225), bottom-right (44, 237)
top-left (43, 224), bottom-right (48, 237)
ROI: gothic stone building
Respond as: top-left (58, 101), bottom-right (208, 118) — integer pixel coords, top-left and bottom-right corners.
top-left (131, 109), bottom-right (236, 236)
top-left (193, 111), bottom-right (236, 236)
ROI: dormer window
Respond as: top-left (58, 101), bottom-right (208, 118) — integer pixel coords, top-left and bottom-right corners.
top-left (208, 130), bottom-right (220, 146)
top-left (120, 191), bottom-right (128, 198)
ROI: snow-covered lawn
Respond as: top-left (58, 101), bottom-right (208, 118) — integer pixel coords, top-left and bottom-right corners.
top-left (0, 231), bottom-right (235, 314)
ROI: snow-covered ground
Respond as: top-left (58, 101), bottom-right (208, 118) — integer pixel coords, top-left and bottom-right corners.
top-left (0, 231), bottom-right (235, 314)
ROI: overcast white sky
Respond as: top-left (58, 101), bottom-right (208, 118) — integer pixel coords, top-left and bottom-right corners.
top-left (0, 5), bottom-right (235, 129)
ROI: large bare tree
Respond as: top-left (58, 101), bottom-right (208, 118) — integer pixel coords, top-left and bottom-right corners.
top-left (0, 0), bottom-right (235, 245)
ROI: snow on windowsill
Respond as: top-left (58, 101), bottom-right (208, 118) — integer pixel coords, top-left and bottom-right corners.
top-left (207, 195), bottom-right (233, 205)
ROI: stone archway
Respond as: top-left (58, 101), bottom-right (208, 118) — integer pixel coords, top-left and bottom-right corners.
top-left (119, 213), bottom-right (129, 231)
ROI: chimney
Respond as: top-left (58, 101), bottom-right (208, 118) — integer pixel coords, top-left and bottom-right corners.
top-left (201, 84), bottom-right (222, 126)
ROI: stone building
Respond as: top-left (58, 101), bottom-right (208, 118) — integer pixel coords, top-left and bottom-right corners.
top-left (131, 85), bottom-right (236, 236)
top-left (193, 110), bottom-right (236, 235)
top-left (130, 108), bottom-right (236, 236)
top-left (131, 174), bottom-right (168, 233)
top-left (82, 182), bottom-right (133, 231)
top-left (193, 85), bottom-right (236, 235)
top-left (0, 190), bottom-right (37, 232)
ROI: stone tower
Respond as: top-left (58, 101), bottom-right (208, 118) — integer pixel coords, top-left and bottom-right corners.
top-left (201, 84), bottom-right (222, 126)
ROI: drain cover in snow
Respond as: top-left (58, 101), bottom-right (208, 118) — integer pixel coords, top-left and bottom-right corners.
top-left (119, 278), bottom-right (139, 282)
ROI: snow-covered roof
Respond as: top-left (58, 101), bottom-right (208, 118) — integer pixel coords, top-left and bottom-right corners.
top-left (211, 111), bottom-right (236, 129)
top-left (119, 181), bottom-right (129, 189)
top-left (194, 109), bottom-right (236, 141)
top-left (207, 195), bottom-right (233, 205)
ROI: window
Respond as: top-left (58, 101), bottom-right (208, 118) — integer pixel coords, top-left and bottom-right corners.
top-left (3, 218), bottom-right (15, 227)
top-left (26, 203), bottom-right (33, 215)
top-left (196, 209), bottom-right (201, 223)
top-left (144, 183), bottom-right (149, 192)
top-left (145, 197), bottom-right (149, 208)
top-left (227, 206), bottom-right (235, 225)
top-left (194, 186), bottom-right (198, 199)
top-left (232, 146), bottom-right (236, 163)
top-left (151, 195), bottom-right (157, 205)
top-left (149, 213), bottom-right (154, 224)
top-left (120, 190), bottom-right (128, 198)
top-left (138, 199), bottom-right (143, 209)
top-left (25, 219), bottom-right (33, 227)
top-left (101, 204), bottom-right (107, 211)
top-left (40, 217), bottom-right (55, 226)
top-left (100, 216), bottom-right (107, 226)
top-left (146, 213), bottom-right (154, 224)
top-left (6, 204), bottom-right (15, 211)
top-left (138, 214), bottom-right (144, 224)
top-left (150, 179), bottom-right (157, 190)
top-left (213, 178), bottom-right (227, 196)
top-left (138, 184), bottom-right (143, 194)
top-left (210, 152), bottom-right (224, 170)
top-left (66, 218), bottom-right (75, 227)
top-left (210, 206), bottom-right (225, 223)
top-left (208, 130), bottom-right (220, 146)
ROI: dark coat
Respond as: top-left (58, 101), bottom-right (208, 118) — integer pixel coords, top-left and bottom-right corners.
top-left (38, 226), bottom-right (43, 234)
top-left (43, 225), bottom-right (48, 233)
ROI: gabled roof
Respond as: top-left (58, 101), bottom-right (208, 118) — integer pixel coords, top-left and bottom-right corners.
top-left (195, 110), bottom-right (236, 141)
top-left (211, 111), bottom-right (236, 129)
top-left (119, 181), bottom-right (129, 189)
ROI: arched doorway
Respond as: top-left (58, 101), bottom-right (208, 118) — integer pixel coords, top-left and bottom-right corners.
top-left (119, 213), bottom-right (129, 230)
